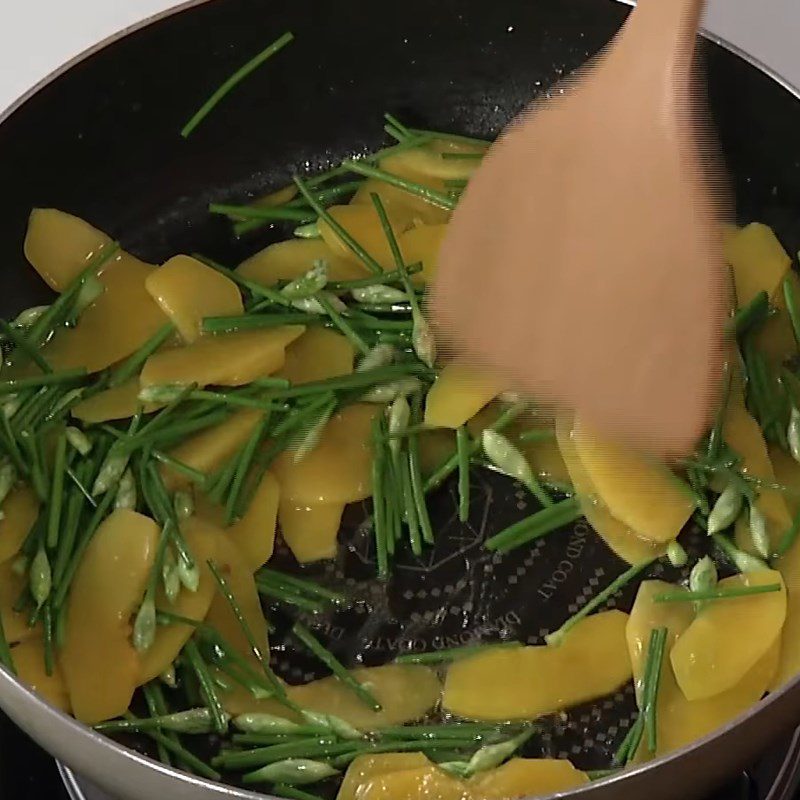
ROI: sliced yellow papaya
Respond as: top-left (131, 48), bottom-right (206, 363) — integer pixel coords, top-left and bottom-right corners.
top-left (42, 252), bottom-right (167, 374)
top-left (628, 580), bottom-right (777, 759)
top-left (137, 517), bottom-right (219, 685)
top-left (273, 404), bottom-right (377, 505)
top-left (279, 328), bottom-right (355, 386)
top-left (397, 224), bottom-right (447, 285)
top-left (140, 326), bottom-right (305, 388)
top-left (318, 204), bottom-right (413, 270)
top-left (71, 378), bottom-right (161, 423)
top-left (671, 570), bottom-right (786, 701)
top-left (571, 415), bottom-right (695, 544)
top-left (424, 363), bottom-right (500, 429)
top-left (725, 222), bottom-right (791, 307)
top-left (145, 255), bottom-right (243, 343)
top-left (443, 611), bottom-right (631, 721)
top-left (353, 766), bottom-right (466, 800)
top-left (237, 238), bottom-right (367, 286)
top-left (338, 754), bottom-right (431, 800)
top-left (351, 180), bottom-right (449, 226)
top-left (278, 501), bottom-right (344, 563)
top-left (0, 486), bottom-right (39, 566)
top-left (11, 638), bottom-right (71, 713)
top-left (24, 208), bottom-right (113, 292)
top-left (380, 138), bottom-right (485, 185)
top-left (61, 509), bottom-right (158, 723)
top-left (470, 758), bottom-right (589, 797)
top-left (721, 403), bottom-right (793, 554)
top-left (418, 429), bottom-right (457, 477)
top-left (555, 413), bottom-right (665, 565)
top-left (163, 409), bottom-right (264, 490)
top-left (229, 471), bottom-right (280, 570)
top-left (0, 560), bottom-right (40, 644)
top-left (289, 664), bottom-right (441, 729)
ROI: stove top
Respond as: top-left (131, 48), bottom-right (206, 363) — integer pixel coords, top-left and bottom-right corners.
top-left (3, 711), bottom-right (800, 800)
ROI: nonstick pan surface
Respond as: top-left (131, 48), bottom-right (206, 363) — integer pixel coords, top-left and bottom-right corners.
top-left (1, 1), bottom-right (800, 799)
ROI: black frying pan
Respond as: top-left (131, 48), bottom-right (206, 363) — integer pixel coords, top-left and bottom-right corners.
top-left (0, 1), bottom-right (800, 799)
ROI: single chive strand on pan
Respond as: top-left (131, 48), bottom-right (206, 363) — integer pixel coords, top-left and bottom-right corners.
top-left (457, 426), bottom-right (471, 522)
top-left (395, 641), bottom-right (522, 664)
top-left (124, 712), bottom-right (221, 781)
top-left (612, 714), bottom-right (644, 767)
top-left (272, 784), bottom-right (326, 800)
top-left (0, 611), bottom-right (16, 675)
top-left (209, 203), bottom-right (312, 223)
top-left (484, 497), bottom-right (580, 553)
top-left (371, 417), bottom-right (390, 579)
top-left (206, 560), bottom-right (289, 703)
top-left (45, 431), bottom-right (68, 550)
top-left (546, 558), bottom-right (657, 646)
top-left (343, 161), bottom-right (456, 212)
top-left (108, 323), bottom-right (175, 388)
top-left (183, 639), bottom-right (229, 734)
top-left (256, 568), bottom-right (347, 606)
top-left (641, 627), bottom-right (668, 753)
top-left (654, 583), bottom-right (782, 603)
top-left (313, 293), bottom-right (370, 355)
top-left (0, 368), bottom-right (87, 396)
top-left (142, 682), bottom-right (176, 767)
top-left (784, 274), bottom-right (800, 348)
top-left (293, 175), bottom-right (384, 275)
top-left (291, 621), bottom-right (382, 711)
top-left (225, 415), bottom-right (270, 525)
top-left (407, 394), bottom-right (434, 544)
top-left (773, 505), bottom-right (800, 560)
top-left (181, 31), bottom-right (294, 138)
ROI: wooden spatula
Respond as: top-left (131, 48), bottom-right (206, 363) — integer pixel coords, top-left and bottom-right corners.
top-left (431, 0), bottom-right (729, 458)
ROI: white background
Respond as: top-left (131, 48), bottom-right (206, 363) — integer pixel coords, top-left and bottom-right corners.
top-left (1, 0), bottom-right (799, 113)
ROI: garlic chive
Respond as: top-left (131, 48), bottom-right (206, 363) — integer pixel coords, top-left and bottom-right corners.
top-left (173, 490), bottom-right (194, 520)
top-left (0, 460), bottom-right (17, 507)
top-left (411, 312), bottom-right (436, 368)
top-left (114, 469), bottom-right (137, 510)
top-left (666, 540), bottom-right (688, 568)
top-left (748, 502), bottom-right (770, 560)
top-left (291, 400), bottom-right (336, 463)
top-left (160, 665), bottom-right (177, 689)
top-left (96, 708), bottom-right (222, 735)
top-left (655, 583), bottom-right (781, 603)
top-left (281, 260), bottom-right (329, 300)
top-left (293, 222), bottom-right (321, 239)
top-left (712, 532), bottom-right (769, 573)
top-left (362, 377), bottom-right (422, 403)
top-left (162, 547), bottom-right (181, 604)
top-left (11, 305), bottom-right (49, 329)
top-left (2, 395), bottom-right (21, 419)
top-left (133, 595), bottom-right (157, 652)
top-left (92, 445), bottom-right (130, 497)
top-left (234, 713), bottom-right (304, 735)
top-left (300, 710), bottom-right (364, 741)
top-left (177, 556), bottom-right (201, 593)
top-left (789, 406), bottom-right (800, 463)
top-left (707, 484), bottom-right (743, 535)
top-left (242, 758), bottom-right (339, 786)
top-left (462, 730), bottom-right (534, 776)
top-left (388, 396), bottom-right (410, 461)
top-left (10, 555), bottom-right (28, 577)
top-left (351, 285), bottom-right (408, 304)
top-left (438, 761), bottom-right (472, 779)
top-left (71, 275), bottom-right (104, 319)
top-left (138, 383), bottom-right (186, 404)
top-left (482, 429), bottom-right (552, 507)
top-left (65, 426), bottom-right (92, 456)
top-left (30, 547), bottom-right (51, 609)
top-left (356, 343), bottom-right (396, 373)
top-left (689, 556), bottom-right (718, 593)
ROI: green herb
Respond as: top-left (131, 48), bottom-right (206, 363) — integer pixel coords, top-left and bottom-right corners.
top-left (272, 785), bottom-right (326, 800)
top-left (784, 275), bottom-right (800, 348)
top-left (456, 426), bottom-right (471, 522)
top-left (371, 417), bottom-right (390, 579)
top-left (424, 402), bottom-right (527, 494)
top-left (95, 708), bottom-right (221, 735)
top-left (207, 560), bottom-right (288, 703)
top-left (459, 730), bottom-right (533, 777)
top-left (689, 556), bottom-right (718, 594)
top-left (256, 568), bottom-right (346, 606)
top-left (108, 323), bottom-right (175, 388)
top-left (748, 502), bottom-right (770, 559)
top-left (485, 497), bottom-right (581, 553)
top-left (0, 612), bottom-right (16, 675)
top-left (344, 161), bottom-right (456, 211)
top-left (234, 714), bottom-right (319, 736)
top-left (613, 715), bottom-right (644, 767)
top-left (314, 293), bottom-right (370, 355)
top-left (546, 559), bottom-right (656, 646)
top-left (0, 318), bottom-right (52, 373)
top-left (30, 546), bottom-right (51, 609)
top-left (124, 712), bottom-right (220, 780)
top-left (712, 532), bottom-right (768, 573)
top-left (655, 583), bottom-right (781, 603)
top-left (641, 628), bottom-right (668, 752)
top-left (293, 176), bottom-right (383, 274)
top-left (291, 621), bottom-right (381, 711)
top-left (481, 429), bottom-right (552, 508)
top-left (728, 290), bottom-right (770, 337)
top-left (203, 311), bottom-right (322, 334)
top-left (788, 406), bottom-right (800, 463)
top-left (707, 483), bottom-right (743, 535)
top-left (184, 639), bottom-right (229, 734)
top-left (774, 506), bottom-right (800, 560)
top-left (0, 368), bottom-right (86, 395)
top-left (395, 641), bottom-right (522, 664)
top-left (210, 202), bottom-right (312, 223)
top-left (181, 32), bottom-right (294, 137)
top-left (666, 540), bottom-right (688, 568)
top-left (242, 758), bottom-right (339, 786)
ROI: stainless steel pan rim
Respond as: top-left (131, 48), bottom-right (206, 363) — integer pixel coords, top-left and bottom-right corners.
top-left (0, 1), bottom-right (799, 798)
